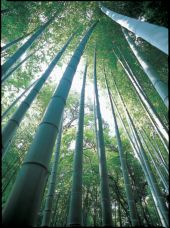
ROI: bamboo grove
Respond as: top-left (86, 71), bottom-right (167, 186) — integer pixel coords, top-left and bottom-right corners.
top-left (1, 1), bottom-right (168, 227)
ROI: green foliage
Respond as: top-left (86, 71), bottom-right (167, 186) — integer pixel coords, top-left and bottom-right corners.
top-left (2, 1), bottom-right (168, 226)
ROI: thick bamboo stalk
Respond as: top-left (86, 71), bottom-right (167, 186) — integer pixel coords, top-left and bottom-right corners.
top-left (2, 159), bottom-right (22, 194)
top-left (122, 28), bottom-right (168, 107)
top-left (2, 33), bottom-right (75, 158)
top-left (41, 116), bottom-right (63, 226)
top-left (2, 22), bottom-right (98, 226)
top-left (100, 4), bottom-right (168, 54)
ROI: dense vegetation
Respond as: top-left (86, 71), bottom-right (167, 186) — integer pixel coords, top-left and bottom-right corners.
top-left (2, 1), bottom-right (168, 227)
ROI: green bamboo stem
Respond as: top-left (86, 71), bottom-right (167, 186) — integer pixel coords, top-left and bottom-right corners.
top-left (2, 33), bottom-right (75, 158)
top-left (67, 63), bottom-right (87, 226)
top-left (139, 130), bottom-right (169, 193)
top-left (2, 22), bottom-right (98, 226)
top-left (122, 28), bottom-right (168, 107)
top-left (100, 4), bottom-right (168, 54)
top-left (93, 48), bottom-right (113, 227)
top-left (112, 47), bottom-right (168, 145)
top-left (2, 79), bottom-right (39, 119)
top-left (41, 116), bottom-right (63, 226)
top-left (2, 12), bottom-right (58, 77)
top-left (104, 71), bottom-right (139, 226)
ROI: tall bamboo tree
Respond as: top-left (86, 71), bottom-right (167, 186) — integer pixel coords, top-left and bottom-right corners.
top-left (67, 63), bottom-right (87, 227)
top-left (99, 3), bottom-right (168, 54)
top-left (41, 115), bottom-right (64, 227)
top-left (104, 71), bottom-right (139, 226)
top-left (142, 128), bottom-right (168, 175)
top-left (2, 52), bottom-right (35, 83)
top-left (2, 12), bottom-right (59, 77)
top-left (110, 94), bottom-right (139, 160)
top-left (128, 112), bottom-right (169, 228)
top-left (114, 81), bottom-right (169, 228)
top-left (139, 129), bottom-right (169, 193)
top-left (93, 98), bottom-right (99, 155)
top-left (2, 22), bottom-right (98, 226)
top-left (1, 31), bottom-right (33, 52)
top-left (112, 47), bottom-right (169, 145)
top-left (2, 78), bottom-right (39, 119)
top-left (113, 101), bottom-right (164, 227)
top-left (117, 47), bottom-right (169, 151)
top-left (122, 28), bottom-right (168, 107)
top-left (93, 48), bottom-right (113, 226)
top-left (2, 33), bottom-right (75, 158)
